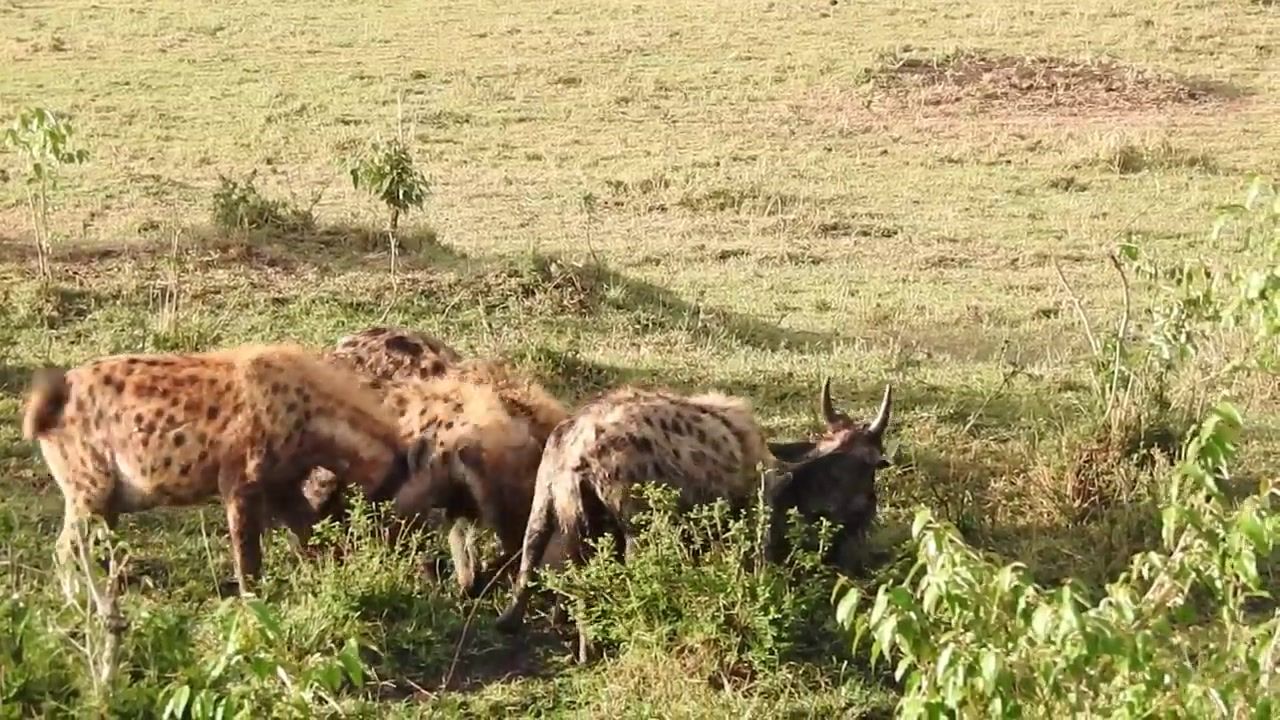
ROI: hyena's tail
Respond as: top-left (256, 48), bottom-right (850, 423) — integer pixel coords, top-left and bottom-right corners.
top-left (23, 367), bottom-right (69, 440)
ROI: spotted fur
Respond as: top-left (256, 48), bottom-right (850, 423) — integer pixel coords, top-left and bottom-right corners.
top-left (288, 326), bottom-right (464, 529)
top-left (389, 359), bottom-right (570, 594)
top-left (495, 379), bottom-right (894, 653)
top-left (22, 343), bottom-right (423, 597)
top-left (326, 325), bottom-right (462, 386)
top-left (301, 325), bottom-right (571, 593)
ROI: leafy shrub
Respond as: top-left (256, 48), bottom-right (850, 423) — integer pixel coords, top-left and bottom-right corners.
top-left (2, 106), bottom-right (89, 281)
top-left (277, 495), bottom-right (461, 679)
top-left (211, 171), bottom-right (313, 233)
top-left (348, 136), bottom-right (429, 234)
top-left (540, 483), bottom-right (845, 683)
top-left (838, 403), bottom-right (1277, 718)
top-left (835, 178), bottom-right (1280, 717)
top-left (155, 599), bottom-right (369, 720)
top-left (0, 597), bottom-right (79, 717)
top-left (1127, 174), bottom-right (1279, 373)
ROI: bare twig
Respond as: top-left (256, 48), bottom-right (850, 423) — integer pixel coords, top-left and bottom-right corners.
top-left (961, 339), bottom-right (1021, 435)
top-left (64, 521), bottom-right (128, 691)
top-left (442, 549), bottom-right (524, 689)
top-left (1052, 256), bottom-right (1102, 361)
top-left (1104, 253), bottom-right (1133, 427)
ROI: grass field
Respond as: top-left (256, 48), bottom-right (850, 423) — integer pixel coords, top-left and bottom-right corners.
top-left (2, 0), bottom-right (1279, 716)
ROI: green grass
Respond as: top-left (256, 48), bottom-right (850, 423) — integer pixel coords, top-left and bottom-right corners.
top-left (2, 0), bottom-right (1279, 716)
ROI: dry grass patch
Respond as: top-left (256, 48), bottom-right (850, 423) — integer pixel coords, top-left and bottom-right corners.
top-left (865, 48), bottom-right (1239, 115)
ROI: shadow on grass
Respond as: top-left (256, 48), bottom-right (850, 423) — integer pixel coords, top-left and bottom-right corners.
top-left (0, 221), bottom-right (463, 275)
top-left (0, 362), bottom-right (36, 394)
top-left (507, 253), bottom-right (852, 352)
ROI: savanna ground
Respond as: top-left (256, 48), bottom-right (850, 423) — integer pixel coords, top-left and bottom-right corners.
top-left (2, 0), bottom-right (1279, 717)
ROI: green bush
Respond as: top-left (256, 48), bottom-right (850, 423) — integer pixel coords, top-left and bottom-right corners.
top-left (540, 483), bottom-right (846, 682)
top-left (0, 597), bottom-right (79, 717)
top-left (211, 171), bottom-right (313, 233)
top-left (838, 403), bottom-right (1278, 718)
top-left (835, 178), bottom-right (1280, 718)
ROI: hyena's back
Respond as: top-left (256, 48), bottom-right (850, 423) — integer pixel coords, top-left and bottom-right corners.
top-left (546, 387), bottom-right (772, 527)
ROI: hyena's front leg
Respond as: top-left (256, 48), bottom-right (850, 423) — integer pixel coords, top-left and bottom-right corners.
top-left (220, 462), bottom-right (266, 597)
top-left (447, 517), bottom-right (481, 596)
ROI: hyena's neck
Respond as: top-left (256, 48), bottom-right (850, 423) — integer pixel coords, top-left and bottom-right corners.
top-left (307, 413), bottom-right (407, 501)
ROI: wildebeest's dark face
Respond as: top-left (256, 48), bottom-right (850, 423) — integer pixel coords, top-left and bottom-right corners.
top-left (768, 379), bottom-right (892, 539)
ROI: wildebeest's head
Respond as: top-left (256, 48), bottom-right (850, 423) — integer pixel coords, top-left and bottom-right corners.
top-left (767, 378), bottom-right (893, 548)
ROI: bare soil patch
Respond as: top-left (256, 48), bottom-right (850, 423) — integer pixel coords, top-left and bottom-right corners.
top-left (866, 49), bottom-right (1240, 115)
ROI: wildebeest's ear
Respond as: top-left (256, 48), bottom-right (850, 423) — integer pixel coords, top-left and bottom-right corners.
top-left (768, 440), bottom-right (816, 462)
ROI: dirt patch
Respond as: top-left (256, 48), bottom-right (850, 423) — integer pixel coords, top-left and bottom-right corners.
top-left (866, 49), bottom-right (1240, 115)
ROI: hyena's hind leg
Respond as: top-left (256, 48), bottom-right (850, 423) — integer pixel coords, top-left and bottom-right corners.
top-left (43, 440), bottom-right (121, 615)
top-left (218, 452), bottom-right (270, 597)
top-left (495, 474), bottom-right (563, 634)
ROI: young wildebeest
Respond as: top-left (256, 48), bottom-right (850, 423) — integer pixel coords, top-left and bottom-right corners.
top-left (21, 343), bottom-right (427, 598)
top-left (492, 378), bottom-right (893, 659)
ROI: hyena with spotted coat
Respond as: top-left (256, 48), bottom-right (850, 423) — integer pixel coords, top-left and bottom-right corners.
top-left (325, 325), bottom-right (463, 387)
top-left (389, 358), bottom-right (570, 595)
top-left (292, 326), bottom-right (464, 523)
top-left (302, 325), bottom-right (570, 595)
top-left (495, 378), bottom-right (894, 650)
top-left (21, 343), bottom-right (426, 597)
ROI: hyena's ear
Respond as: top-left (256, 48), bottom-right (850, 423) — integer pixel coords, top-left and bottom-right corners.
top-left (406, 434), bottom-right (435, 479)
top-left (449, 443), bottom-right (486, 476)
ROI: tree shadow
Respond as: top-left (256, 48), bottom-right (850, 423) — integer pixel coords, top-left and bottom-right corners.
top-left (186, 221), bottom-right (465, 273)
top-left (0, 222), bottom-right (465, 276)
top-left (519, 253), bottom-right (853, 352)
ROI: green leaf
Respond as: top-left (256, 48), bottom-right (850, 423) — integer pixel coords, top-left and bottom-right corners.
top-left (980, 651), bottom-right (999, 689)
top-left (163, 685), bottom-right (191, 719)
top-left (935, 644), bottom-right (954, 681)
top-left (245, 598), bottom-right (281, 639)
top-left (1237, 510), bottom-right (1269, 551)
top-left (339, 638), bottom-right (366, 686)
top-left (836, 586), bottom-right (861, 627)
top-left (869, 587), bottom-right (891, 626)
top-left (912, 508), bottom-right (933, 538)
top-left (1031, 605), bottom-right (1054, 640)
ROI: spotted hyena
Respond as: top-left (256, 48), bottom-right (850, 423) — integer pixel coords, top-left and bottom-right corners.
top-left (290, 326), bottom-right (464, 527)
top-left (494, 378), bottom-right (894, 656)
top-left (388, 358), bottom-right (571, 595)
top-left (326, 325), bottom-right (463, 386)
top-left (21, 343), bottom-right (427, 597)
top-left (301, 325), bottom-right (570, 594)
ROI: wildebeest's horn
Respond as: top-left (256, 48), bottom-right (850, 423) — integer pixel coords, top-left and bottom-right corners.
top-left (820, 377), bottom-right (838, 424)
top-left (868, 384), bottom-right (892, 438)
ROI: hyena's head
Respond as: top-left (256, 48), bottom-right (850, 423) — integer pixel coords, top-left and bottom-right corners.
top-left (397, 430), bottom-right (489, 523)
top-left (767, 378), bottom-right (893, 540)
